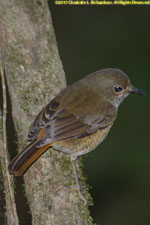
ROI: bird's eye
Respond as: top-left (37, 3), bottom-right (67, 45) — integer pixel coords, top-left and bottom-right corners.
top-left (114, 86), bottom-right (123, 93)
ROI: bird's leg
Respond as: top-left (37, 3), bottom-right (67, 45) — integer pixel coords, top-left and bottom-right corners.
top-left (71, 155), bottom-right (87, 206)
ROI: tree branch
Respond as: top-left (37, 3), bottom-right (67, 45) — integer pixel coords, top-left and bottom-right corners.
top-left (0, 0), bottom-right (94, 224)
top-left (0, 66), bottom-right (19, 224)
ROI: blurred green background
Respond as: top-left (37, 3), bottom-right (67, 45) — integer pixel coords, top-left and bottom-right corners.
top-left (49, 3), bottom-right (150, 225)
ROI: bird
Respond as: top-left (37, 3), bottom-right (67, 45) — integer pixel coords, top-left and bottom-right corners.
top-left (8, 68), bottom-right (144, 205)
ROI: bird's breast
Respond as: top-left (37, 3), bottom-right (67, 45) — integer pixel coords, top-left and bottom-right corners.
top-left (51, 125), bottom-right (112, 157)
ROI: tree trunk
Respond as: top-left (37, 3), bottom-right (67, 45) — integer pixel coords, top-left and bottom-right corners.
top-left (0, 0), bottom-right (93, 224)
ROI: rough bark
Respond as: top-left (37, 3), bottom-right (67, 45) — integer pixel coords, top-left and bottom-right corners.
top-left (0, 0), bottom-right (94, 224)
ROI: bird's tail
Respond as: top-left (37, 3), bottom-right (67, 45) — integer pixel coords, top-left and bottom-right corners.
top-left (8, 141), bottom-right (51, 176)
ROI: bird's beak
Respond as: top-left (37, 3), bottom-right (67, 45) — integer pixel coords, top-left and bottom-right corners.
top-left (129, 87), bottom-right (145, 95)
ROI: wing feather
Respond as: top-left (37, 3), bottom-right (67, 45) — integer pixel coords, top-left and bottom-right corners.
top-left (28, 87), bottom-right (117, 146)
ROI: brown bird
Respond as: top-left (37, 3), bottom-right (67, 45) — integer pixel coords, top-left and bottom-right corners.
top-left (8, 68), bottom-right (144, 204)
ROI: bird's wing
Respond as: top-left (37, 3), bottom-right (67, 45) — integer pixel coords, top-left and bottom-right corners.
top-left (28, 85), bottom-right (117, 145)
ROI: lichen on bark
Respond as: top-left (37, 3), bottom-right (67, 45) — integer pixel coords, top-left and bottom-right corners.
top-left (0, 0), bottom-right (94, 224)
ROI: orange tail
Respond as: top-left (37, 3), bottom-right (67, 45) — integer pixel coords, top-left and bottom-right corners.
top-left (8, 141), bottom-right (51, 176)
